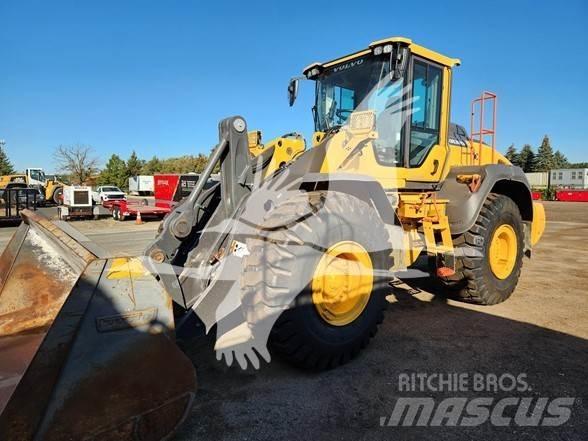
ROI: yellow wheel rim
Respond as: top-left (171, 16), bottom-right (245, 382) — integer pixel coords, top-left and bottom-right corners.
top-left (312, 241), bottom-right (373, 326)
top-left (488, 224), bottom-right (518, 280)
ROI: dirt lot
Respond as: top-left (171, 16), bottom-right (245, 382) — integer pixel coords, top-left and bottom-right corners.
top-left (175, 201), bottom-right (588, 441)
top-left (0, 202), bottom-right (586, 440)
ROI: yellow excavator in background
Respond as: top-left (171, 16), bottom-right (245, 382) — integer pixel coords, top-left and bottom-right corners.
top-left (0, 37), bottom-right (545, 440)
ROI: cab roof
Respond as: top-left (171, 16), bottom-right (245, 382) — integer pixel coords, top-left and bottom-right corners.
top-left (303, 36), bottom-right (461, 75)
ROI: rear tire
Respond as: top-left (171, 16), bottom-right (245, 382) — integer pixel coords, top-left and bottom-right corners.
top-left (112, 207), bottom-right (120, 221)
top-left (436, 193), bottom-right (524, 305)
top-left (242, 191), bottom-right (391, 370)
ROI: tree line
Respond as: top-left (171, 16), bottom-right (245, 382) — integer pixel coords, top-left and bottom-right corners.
top-left (1, 136), bottom-right (586, 187)
top-left (502, 135), bottom-right (582, 173)
top-left (97, 151), bottom-right (209, 189)
top-left (0, 142), bottom-right (211, 188)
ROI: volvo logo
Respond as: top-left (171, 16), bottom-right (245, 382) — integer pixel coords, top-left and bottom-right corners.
top-left (332, 58), bottom-right (364, 73)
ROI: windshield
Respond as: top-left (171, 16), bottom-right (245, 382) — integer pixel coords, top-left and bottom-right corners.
top-left (29, 169), bottom-right (46, 183)
top-left (102, 187), bottom-right (121, 192)
top-left (314, 55), bottom-right (405, 165)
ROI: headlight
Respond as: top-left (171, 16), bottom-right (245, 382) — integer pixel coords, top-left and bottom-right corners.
top-left (349, 110), bottom-right (376, 132)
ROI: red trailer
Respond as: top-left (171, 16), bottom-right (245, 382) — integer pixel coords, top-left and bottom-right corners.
top-left (103, 174), bottom-right (202, 221)
top-left (103, 198), bottom-right (172, 221)
top-left (555, 189), bottom-right (588, 202)
top-left (154, 173), bottom-right (199, 203)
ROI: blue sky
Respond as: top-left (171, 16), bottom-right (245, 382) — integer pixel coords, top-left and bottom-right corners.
top-left (0, 0), bottom-right (586, 172)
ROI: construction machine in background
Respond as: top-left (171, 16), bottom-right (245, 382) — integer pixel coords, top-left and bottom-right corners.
top-left (0, 168), bottom-right (64, 205)
top-left (0, 37), bottom-right (545, 440)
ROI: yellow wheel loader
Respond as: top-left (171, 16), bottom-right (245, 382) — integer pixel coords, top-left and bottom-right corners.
top-left (0, 168), bottom-right (64, 205)
top-left (0, 37), bottom-right (545, 439)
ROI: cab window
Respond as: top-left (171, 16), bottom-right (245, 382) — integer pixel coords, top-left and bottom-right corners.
top-left (409, 60), bottom-right (442, 166)
top-left (318, 84), bottom-right (356, 127)
top-left (29, 169), bottom-right (45, 182)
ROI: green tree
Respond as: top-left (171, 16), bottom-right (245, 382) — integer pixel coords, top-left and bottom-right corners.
top-left (160, 154), bottom-right (209, 173)
top-left (504, 144), bottom-right (519, 166)
top-left (535, 135), bottom-right (555, 171)
top-left (518, 144), bottom-right (536, 172)
top-left (141, 156), bottom-right (163, 174)
top-left (552, 150), bottom-right (569, 169)
top-left (126, 150), bottom-right (145, 178)
top-left (0, 144), bottom-right (15, 175)
top-left (98, 154), bottom-right (127, 188)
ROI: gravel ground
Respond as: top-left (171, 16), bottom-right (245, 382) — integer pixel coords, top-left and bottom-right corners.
top-left (0, 201), bottom-right (586, 440)
top-left (175, 201), bottom-right (588, 441)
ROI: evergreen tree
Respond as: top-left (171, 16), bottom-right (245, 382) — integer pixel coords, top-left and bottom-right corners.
top-left (535, 135), bottom-right (555, 171)
top-left (518, 144), bottom-right (536, 172)
top-left (126, 150), bottom-right (145, 177)
top-left (552, 150), bottom-right (569, 169)
top-left (98, 154), bottom-right (127, 188)
top-left (0, 144), bottom-right (15, 175)
top-left (504, 144), bottom-right (519, 166)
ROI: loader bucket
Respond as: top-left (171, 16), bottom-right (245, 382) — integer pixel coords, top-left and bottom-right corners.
top-left (0, 210), bottom-right (196, 440)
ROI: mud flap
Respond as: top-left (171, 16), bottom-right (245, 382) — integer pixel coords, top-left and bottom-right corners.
top-left (0, 210), bottom-right (196, 440)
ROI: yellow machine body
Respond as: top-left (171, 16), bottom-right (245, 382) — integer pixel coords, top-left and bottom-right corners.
top-left (0, 169), bottom-right (64, 203)
top-left (248, 130), bottom-right (306, 176)
top-left (297, 36), bottom-right (545, 268)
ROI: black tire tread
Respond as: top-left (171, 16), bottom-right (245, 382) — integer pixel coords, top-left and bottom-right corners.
top-left (437, 193), bottom-right (524, 305)
top-left (241, 191), bottom-right (389, 370)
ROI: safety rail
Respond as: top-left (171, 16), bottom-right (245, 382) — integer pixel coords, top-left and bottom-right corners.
top-left (470, 91), bottom-right (497, 165)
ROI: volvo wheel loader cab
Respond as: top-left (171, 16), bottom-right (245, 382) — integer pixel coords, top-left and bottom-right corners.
top-left (286, 36), bottom-right (546, 304)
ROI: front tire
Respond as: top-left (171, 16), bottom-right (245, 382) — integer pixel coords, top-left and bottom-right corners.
top-left (437, 193), bottom-right (524, 305)
top-left (241, 191), bottom-right (392, 370)
top-left (53, 187), bottom-right (63, 205)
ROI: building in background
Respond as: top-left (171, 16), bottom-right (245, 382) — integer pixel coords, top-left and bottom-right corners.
top-left (550, 168), bottom-right (588, 189)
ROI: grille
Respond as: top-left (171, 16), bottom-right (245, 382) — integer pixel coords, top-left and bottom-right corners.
top-left (73, 190), bottom-right (89, 205)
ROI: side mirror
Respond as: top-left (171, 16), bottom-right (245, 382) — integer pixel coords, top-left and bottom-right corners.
top-left (287, 78), bottom-right (299, 107)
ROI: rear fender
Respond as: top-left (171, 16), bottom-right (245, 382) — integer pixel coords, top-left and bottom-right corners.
top-left (439, 165), bottom-right (533, 233)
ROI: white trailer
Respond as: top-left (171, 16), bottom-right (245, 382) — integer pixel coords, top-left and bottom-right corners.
top-left (128, 175), bottom-right (154, 195)
top-left (525, 172), bottom-right (549, 189)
